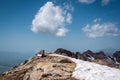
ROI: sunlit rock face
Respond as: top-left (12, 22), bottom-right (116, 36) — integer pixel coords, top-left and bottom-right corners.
top-left (0, 51), bottom-right (76, 80)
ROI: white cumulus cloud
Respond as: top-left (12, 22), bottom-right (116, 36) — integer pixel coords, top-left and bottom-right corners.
top-left (31, 2), bottom-right (72, 37)
top-left (82, 22), bottom-right (120, 38)
top-left (78, 0), bottom-right (95, 4)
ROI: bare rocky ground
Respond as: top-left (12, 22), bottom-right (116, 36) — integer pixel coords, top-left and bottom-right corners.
top-left (0, 54), bottom-right (77, 80)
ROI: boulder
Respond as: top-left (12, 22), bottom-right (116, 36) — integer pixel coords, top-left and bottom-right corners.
top-left (82, 50), bottom-right (95, 60)
top-left (75, 52), bottom-right (86, 60)
top-left (36, 50), bottom-right (46, 58)
top-left (54, 48), bottom-right (75, 58)
top-left (113, 51), bottom-right (120, 63)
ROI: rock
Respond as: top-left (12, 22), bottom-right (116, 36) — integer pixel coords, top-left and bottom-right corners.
top-left (113, 51), bottom-right (120, 63)
top-left (75, 52), bottom-right (86, 60)
top-left (94, 51), bottom-right (107, 59)
top-left (54, 48), bottom-right (75, 58)
top-left (82, 50), bottom-right (108, 60)
top-left (82, 50), bottom-right (118, 67)
top-left (36, 50), bottom-right (46, 58)
top-left (82, 50), bottom-right (95, 60)
top-left (104, 57), bottom-right (116, 67)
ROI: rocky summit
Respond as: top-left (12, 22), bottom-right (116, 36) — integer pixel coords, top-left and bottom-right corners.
top-left (0, 50), bottom-right (77, 80)
top-left (0, 48), bottom-right (120, 80)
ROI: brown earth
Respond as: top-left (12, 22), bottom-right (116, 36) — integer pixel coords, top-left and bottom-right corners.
top-left (0, 54), bottom-right (77, 80)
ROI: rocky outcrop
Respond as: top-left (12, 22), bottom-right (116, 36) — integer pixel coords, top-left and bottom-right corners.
top-left (75, 52), bottom-right (86, 60)
top-left (54, 48), bottom-right (75, 58)
top-left (0, 53), bottom-right (76, 80)
top-left (82, 50), bottom-right (95, 60)
top-left (82, 50), bottom-right (119, 67)
top-left (54, 48), bottom-right (120, 68)
top-left (94, 51), bottom-right (107, 59)
top-left (35, 50), bottom-right (46, 58)
top-left (113, 51), bottom-right (120, 63)
top-left (82, 50), bottom-right (107, 60)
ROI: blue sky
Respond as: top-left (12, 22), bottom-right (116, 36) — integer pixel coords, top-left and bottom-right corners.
top-left (0, 0), bottom-right (120, 53)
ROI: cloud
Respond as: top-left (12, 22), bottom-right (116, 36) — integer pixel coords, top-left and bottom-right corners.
top-left (78, 0), bottom-right (95, 4)
top-left (63, 3), bottom-right (74, 12)
top-left (31, 2), bottom-right (72, 37)
top-left (78, 0), bottom-right (111, 5)
top-left (101, 0), bottom-right (111, 5)
top-left (82, 21), bottom-right (120, 38)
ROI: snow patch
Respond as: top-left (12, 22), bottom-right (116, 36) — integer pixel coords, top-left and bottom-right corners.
top-left (49, 54), bottom-right (120, 80)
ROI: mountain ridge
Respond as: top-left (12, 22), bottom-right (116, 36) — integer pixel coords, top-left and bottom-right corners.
top-left (0, 48), bottom-right (120, 80)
